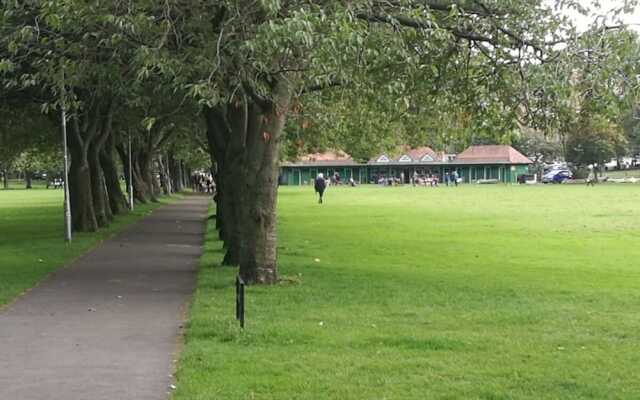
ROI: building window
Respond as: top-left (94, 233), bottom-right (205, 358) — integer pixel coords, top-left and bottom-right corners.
top-left (398, 155), bottom-right (412, 162)
top-left (377, 155), bottom-right (390, 163)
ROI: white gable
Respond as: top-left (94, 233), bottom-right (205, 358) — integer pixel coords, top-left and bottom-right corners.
top-left (398, 154), bottom-right (412, 162)
top-left (377, 155), bottom-right (390, 163)
top-left (420, 154), bottom-right (434, 162)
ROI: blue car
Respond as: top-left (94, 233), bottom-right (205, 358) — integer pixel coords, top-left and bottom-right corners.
top-left (542, 169), bottom-right (572, 184)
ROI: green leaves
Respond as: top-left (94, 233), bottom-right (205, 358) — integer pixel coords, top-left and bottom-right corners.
top-left (0, 59), bottom-right (14, 73)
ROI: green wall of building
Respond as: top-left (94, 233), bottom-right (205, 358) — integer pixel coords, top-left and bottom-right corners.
top-left (280, 164), bottom-right (530, 185)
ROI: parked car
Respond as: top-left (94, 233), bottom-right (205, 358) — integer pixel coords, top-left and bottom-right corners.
top-left (604, 157), bottom-right (636, 170)
top-left (542, 169), bottom-right (572, 184)
top-left (543, 162), bottom-right (568, 173)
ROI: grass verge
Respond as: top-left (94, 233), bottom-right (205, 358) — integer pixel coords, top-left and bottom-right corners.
top-left (0, 188), bottom-right (179, 307)
top-left (174, 184), bottom-right (640, 399)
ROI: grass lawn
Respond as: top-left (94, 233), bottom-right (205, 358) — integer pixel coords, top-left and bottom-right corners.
top-left (175, 184), bottom-right (640, 400)
top-left (0, 188), bottom-right (174, 307)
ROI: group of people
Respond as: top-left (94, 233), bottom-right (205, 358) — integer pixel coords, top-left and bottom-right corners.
top-left (412, 171), bottom-right (460, 187)
top-left (372, 171), bottom-right (460, 187)
top-left (192, 173), bottom-right (216, 194)
top-left (329, 171), bottom-right (356, 186)
top-left (411, 174), bottom-right (439, 187)
top-left (314, 170), bottom-right (464, 204)
top-left (376, 175), bottom-right (403, 186)
top-left (46, 178), bottom-right (64, 189)
top-left (444, 171), bottom-right (460, 186)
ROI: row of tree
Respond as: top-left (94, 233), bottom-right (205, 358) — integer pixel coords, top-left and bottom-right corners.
top-left (2, 1), bottom-right (638, 283)
top-left (1, 3), bottom-right (209, 232)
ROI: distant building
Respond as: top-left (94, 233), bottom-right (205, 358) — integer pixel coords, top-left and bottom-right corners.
top-left (279, 145), bottom-right (532, 185)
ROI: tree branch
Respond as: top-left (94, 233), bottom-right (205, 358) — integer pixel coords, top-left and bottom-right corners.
top-left (301, 78), bottom-right (347, 95)
top-left (243, 82), bottom-right (272, 111)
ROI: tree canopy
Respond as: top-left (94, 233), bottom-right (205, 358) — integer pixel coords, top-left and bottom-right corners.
top-left (1, 0), bottom-right (639, 283)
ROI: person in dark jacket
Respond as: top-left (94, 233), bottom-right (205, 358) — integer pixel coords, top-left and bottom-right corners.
top-left (314, 173), bottom-right (327, 204)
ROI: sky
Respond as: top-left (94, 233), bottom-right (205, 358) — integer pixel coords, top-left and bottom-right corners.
top-left (545, 0), bottom-right (640, 32)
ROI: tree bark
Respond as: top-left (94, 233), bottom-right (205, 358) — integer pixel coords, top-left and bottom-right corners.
top-left (222, 101), bottom-right (251, 266)
top-left (67, 103), bottom-right (104, 232)
top-left (2, 169), bottom-right (7, 189)
top-left (117, 144), bottom-right (151, 203)
top-left (157, 154), bottom-right (172, 195)
top-left (101, 134), bottom-right (128, 215)
top-left (205, 105), bottom-right (245, 265)
top-left (169, 153), bottom-right (183, 192)
top-left (68, 139), bottom-right (98, 232)
top-left (87, 103), bottom-right (115, 227)
top-left (88, 144), bottom-right (110, 227)
top-left (25, 170), bottom-right (32, 189)
top-left (238, 81), bottom-right (292, 284)
top-left (136, 156), bottom-right (156, 202)
top-left (220, 165), bottom-right (241, 265)
top-left (182, 163), bottom-right (190, 191)
top-left (149, 159), bottom-right (162, 199)
top-left (204, 106), bottom-right (231, 241)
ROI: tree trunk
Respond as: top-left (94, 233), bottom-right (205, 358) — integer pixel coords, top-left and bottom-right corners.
top-left (138, 152), bottom-right (161, 201)
top-left (204, 107), bottom-right (230, 240)
top-left (215, 180), bottom-right (227, 239)
top-left (25, 170), bottom-right (32, 189)
top-left (181, 163), bottom-right (187, 191)
top-left (180, 162), bottom-right (188, 191)
top-left (204, 105), bottom-right (244, 265)
top-left (66, 96), bottom-right (117, 232)
top-left (68, 140), bottom-right (98, 232)
top-left (87, 105), bottom-right (115, 227)
top-left (2, 169), bottom-right (8, 189)
top-left (220, 166), bottom-right (241, 265)
top-left (136, 158), bottom-right (155, 202)
top-left (221, 100), bottom-right (252, 266)
top-left (101, 135), bottom-right (128, 215)
top-left (157, 155), bottom-right (172, 195)
top-left (238, 81), bottom-right (292, 284)
top-left (149, 160), bottom-right (162, 199)
top-left (117, 144), bottom-right (152, 204)
top-left (169, 153), bottom-right (183, 192)
top-left (88, 142), bottom-right (111, 227)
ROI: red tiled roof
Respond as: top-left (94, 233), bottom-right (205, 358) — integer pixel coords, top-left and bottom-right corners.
top-left (370, 145), bottom-right (440, 163)
top-left (281, 145), bottom-right (531, 167)
top-left (282, 150), bottom-right (359, 166)
top-left (404, 146), bottom-right (438, 161)
top-left (298, 150), bottom-right (352, 162)
top-left (455, 145), bottom-right (532, 164)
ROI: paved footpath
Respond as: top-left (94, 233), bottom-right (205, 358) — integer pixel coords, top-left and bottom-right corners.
top-left (0, 196), bottom-right (210, 400)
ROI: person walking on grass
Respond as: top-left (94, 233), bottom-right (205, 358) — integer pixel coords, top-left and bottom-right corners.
top-left (586, 169), bottom-right (596, 186)
top-left (315, 173), bottom-right (327, 204)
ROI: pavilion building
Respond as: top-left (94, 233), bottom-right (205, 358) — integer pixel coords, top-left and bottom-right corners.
top-left (279, 145), bottom-right (532, 185)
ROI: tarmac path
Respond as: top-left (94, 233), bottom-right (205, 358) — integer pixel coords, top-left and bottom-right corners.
top-left (0, 195), bottom-right (210, 400)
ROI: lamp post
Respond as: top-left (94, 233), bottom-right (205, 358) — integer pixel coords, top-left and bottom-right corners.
top-left (128, 133), bottom-right (134, 210)
top-left (60, 70), bottom-right (72, 242)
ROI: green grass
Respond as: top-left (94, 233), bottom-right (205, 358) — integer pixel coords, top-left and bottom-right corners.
top-left (3, 179), bottom-right (49, 189)
top-left (175, 184), bottom-right (640, 399)
top-left (0, 188), bottom-right (174, 307)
